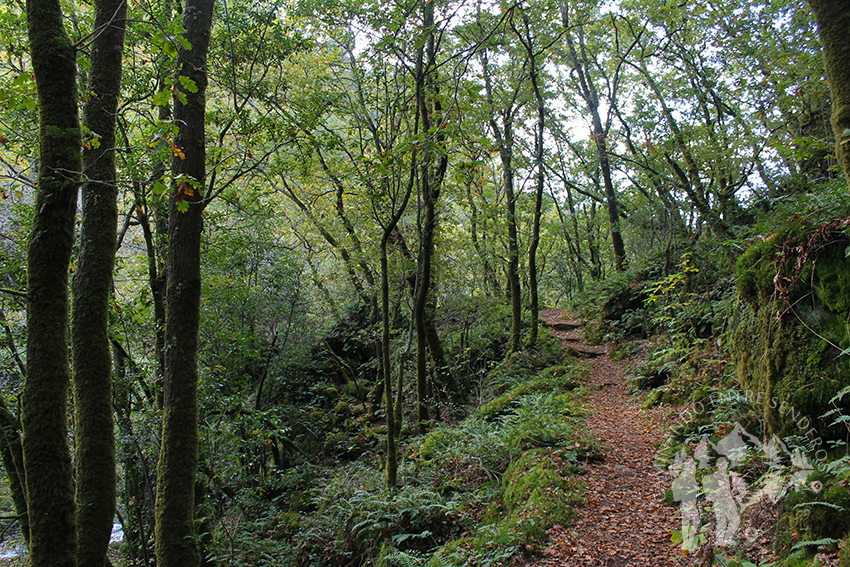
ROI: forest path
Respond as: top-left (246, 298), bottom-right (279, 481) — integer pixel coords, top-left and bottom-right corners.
top-left (518, 309), bottom-right (688, 567)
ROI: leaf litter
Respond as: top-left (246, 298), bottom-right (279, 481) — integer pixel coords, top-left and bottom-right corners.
top-left (514, 309), bottom-right (688, 567)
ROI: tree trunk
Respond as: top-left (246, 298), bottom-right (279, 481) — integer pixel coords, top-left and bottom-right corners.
top-left (154, 1), bottom-right (213, 566)
top-left (413, 0), bottom-right (448, 433)
top-left (562, 5), bottom-right (627, 271)
top-left (463, 180), bottom-right (501, 297)
top-left (481, 50), bottom-right (522, 352)
top-left (808, 0), bottom-right (850, 184)
top-left (111, 340), bottom-right (150, 566)
top-left (380, 239), bottom-right (398, 488)
top-left (515, 9), bottom-right (546, 347)
top-left (379, 163), bottom-right (414, 489)
top-left (71, 0), bottom-right (126, 564)
top-left (22, 0), bottom-right (80, 564)
top-left (424, 302), bottom-right (461, 403)
top-left (0, 399), bottom-right (27, 547)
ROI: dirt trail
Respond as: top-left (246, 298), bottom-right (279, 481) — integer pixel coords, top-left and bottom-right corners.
top-left (519, 309), bottom-right (688, 567)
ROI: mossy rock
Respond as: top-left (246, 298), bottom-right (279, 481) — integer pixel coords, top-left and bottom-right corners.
top-left (416, 428), bottom-right (449, 461)
top-left (839, 536), bottom-right (850, 567)
top-left (733, 227), bottom-right (850, 440)
top-left (602, 284), bottom-right (649, 321)
top-left (538, 364), bottom-right (585, 389)
top-left (426, 530), bottom-right (522, 567)
top-left (272, 511), bottom-right (303, 541)
top-left (641, 389), bottom-right (664, 409)
top-left (479, 364), bottom-right (585, 421)
top-left (732, 300), bottom-right (850, 438)
top-left (633, 367), bottom-right (669, 390)
top-left (813, 247), bottom-right (850, 314)
top-left (736, 237), bottom-right (782, 300)
top-left (779, 549), bottom-right (818, 566)
top-left (496, 448), bottom-right (584, 542)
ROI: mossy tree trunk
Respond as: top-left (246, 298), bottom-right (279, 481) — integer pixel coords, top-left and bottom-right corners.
top-left (71, 0), bottom-right (126, 564)
top-left (424, 304), bottom-right (461, 404)
top-left (808, 0), bottom-right (850, 185)
top-left (22, 0), bottom-right (81, 564)
top-left (154, 1), bottom-right (213, 565)
top-left (376, 132), bottom-right (414, 490)
top-left (413, 0), bottom-right (449, 433)
top-left (112, 340), bottom-right (151, 565)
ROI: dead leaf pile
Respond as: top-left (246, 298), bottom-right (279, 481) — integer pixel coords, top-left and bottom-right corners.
top-left (516, 309), bottom-right (688, 567)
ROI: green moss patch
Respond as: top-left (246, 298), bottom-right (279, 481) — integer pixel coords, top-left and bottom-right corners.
top-left (732, 223), bottom-right (850, 440)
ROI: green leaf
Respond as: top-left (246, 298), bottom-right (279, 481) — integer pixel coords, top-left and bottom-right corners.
top-left (153, 180), bottom-right (167, 196)
top-left (152, 89), bottom-right (171, 107)
top-left (178, 75), bottom-right (198, 93)
top-left (177, 199), bottom-right (189, 213)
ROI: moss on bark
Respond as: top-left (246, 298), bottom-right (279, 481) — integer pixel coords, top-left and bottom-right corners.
top-left (22, 0), bottom-right (81, 565)
top-left (71, 0), bottom-right (126, 564)
top-left (154, 2), bottom-right (213, 566)
top-left (809, 0), bottom-right (850, 185)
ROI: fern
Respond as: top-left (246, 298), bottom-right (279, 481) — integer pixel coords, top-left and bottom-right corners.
top-left (378, 549), bottom-right (429, 567)
top-left (790, 537), bottom-right (841, 551)
top-left (793, 501), bottom-right (845, 511)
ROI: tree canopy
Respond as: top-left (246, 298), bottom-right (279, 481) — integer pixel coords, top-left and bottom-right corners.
top-left (0, 0), bottom-right (849, 564)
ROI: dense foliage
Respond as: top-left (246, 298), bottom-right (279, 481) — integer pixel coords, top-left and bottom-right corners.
top-left (0, 0), bottom-right (848, 565)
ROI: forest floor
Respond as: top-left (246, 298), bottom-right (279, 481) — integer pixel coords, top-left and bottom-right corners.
top-left (516, 308), bottom-right (689, 567)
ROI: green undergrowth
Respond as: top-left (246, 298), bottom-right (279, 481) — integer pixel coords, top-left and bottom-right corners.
top-left (260, 332), bottom-right (601, 567)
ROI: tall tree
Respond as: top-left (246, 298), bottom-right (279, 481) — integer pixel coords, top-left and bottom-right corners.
top-left (808, 0), bottom-right (850, 184)
top-left (413, 0), bottom-right (449, 431)
top-left (512, 5), bottom-right (549, 347)
top-left (560, 3), bottom-right (627, 271)
top-left (71, 0), bottom-right (127, 563)
top-left (481, 45), bottom-right (523, 353)
top-left (21, 0), bottom-right (80, 563)
top-left (154, 0), bottom-right (214, 565)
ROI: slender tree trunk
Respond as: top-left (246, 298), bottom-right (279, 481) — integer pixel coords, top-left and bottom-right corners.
top-left (379, 166), bottom-right (414, 488)
top-left (111, 340), bottom-right (149, 566)
top-left (413, 0), bottom-right (448, 433)
top-left (562, 5), bottom-right (627, 271)
top-left (71, 1), bottom-right (126, 564)
top-left (464, 180), bottom-right (501, 296)
top-left (380, 239), bottom-right (398, 488)
top-left (808, 0), bottom-right (850, 184)
top-left (586, 203), bottom-right (602, 279)
top-left (515, 10), bottom-right (546, 347)
top-left (481, 50), bottom-right (523, 352)
top-left (0, 399), bottom-right (27, 547)
top-left (22, 0), bottom-right (80, 565)
top-left (154, 1), bottom-right (213, 565)
top-left (424, 302), bottom-right (461, 403)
